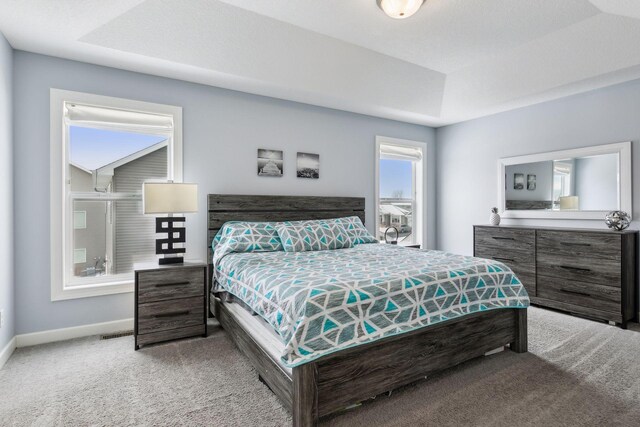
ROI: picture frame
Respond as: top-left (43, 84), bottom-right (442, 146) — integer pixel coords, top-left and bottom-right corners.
top-left (513, 173), bottom-right (524, 190)
top-left (257, 149), bottom-right (283, 177)
top-left (296, 152), bottom-right (320, 179)
top-left (527, 174), bottom-right (536, 191)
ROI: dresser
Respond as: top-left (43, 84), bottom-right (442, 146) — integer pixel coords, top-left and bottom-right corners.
top-left (134, 262), bottom-right (208, 350)
top-left (474, 225), bottom-right (638, 329)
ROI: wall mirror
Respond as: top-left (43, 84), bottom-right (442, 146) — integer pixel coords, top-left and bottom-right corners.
top-left (498, 142), bottom-right (632, 219)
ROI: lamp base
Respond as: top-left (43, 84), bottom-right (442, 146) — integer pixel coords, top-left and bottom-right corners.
top-left (155, 217), bottom-right (187, 265)
top-left (159, 256), bottom-right (184, 265)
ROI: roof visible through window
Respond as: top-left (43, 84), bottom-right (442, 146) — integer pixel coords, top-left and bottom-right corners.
top-left (69, 126), bottom-right (167, 171)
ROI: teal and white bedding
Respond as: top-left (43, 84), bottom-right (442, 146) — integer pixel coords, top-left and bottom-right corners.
top-left (213, 242), bottom-right (530, 367)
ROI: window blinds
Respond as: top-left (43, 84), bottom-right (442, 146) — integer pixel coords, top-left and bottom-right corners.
top-left (379, 144), bottom-right (423, 161)
top-left (65, 103), bottom-right (174, 134)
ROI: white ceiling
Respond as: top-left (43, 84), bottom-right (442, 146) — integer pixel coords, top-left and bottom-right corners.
top-left (1, 0), bottom-right (639, 126)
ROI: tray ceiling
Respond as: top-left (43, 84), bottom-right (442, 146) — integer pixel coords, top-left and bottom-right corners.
top-left (1, 0), bottom-right (639, 126)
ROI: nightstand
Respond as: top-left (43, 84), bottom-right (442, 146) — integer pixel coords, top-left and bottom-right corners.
top-left (134, 261), bottom-right (207, 350)
top-left (379, 242), bottom-right (422, 249)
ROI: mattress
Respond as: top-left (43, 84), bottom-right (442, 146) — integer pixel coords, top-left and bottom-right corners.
top-left (213, 243), bottom-right (529, 367)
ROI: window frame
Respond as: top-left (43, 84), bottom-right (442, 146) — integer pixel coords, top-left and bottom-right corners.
top-left (50, 89), bottom-right (183, 301)
top-left (374, 136), bottom-right (427, 248)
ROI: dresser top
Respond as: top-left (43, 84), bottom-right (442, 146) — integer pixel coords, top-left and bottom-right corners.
top-left (474, 224), bottom-right (638, 234)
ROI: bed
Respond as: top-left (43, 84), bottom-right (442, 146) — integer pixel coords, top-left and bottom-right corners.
top-left (207, 194), bottom-right (529, 427)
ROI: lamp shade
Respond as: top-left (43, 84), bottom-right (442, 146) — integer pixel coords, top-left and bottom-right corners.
top-left (142, 182), bottom-right (198, 214)
top-left (559, 196), bottom-right (579, 210)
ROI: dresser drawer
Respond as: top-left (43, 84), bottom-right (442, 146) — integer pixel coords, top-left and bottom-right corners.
top-left (512, 273), bottom-right (536, 298)
top-left (137, 267), bottom-right (204, 303)
top-left (537, 230), bottom-right (621, 262)
top-left (537, 252), bottom-right (620, 287)
top-left (474, 227), bottom-right (535, 252)
top-left (137, 296), bottom-right (204, 335)
top-left (537, 275), bottom-right (621, 314)
top-left (474, 246), bottom-right (534, 275)
top-left (530, 297), bottom-right (623, 324)
top-left (474, 247), bottom-right (535, 296)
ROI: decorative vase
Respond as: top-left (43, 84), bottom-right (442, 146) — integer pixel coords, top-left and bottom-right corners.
top-left (489, 207), bottom-right (501, 226)
top-left (605, 210), bottom-right (630, 231)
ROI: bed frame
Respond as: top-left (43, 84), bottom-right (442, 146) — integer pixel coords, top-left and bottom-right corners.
top-left (207, 194), bottom-right (527, 427)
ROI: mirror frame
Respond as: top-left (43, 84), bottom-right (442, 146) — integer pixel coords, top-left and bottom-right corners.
top-left (498, 141), bottom-right (632, 219)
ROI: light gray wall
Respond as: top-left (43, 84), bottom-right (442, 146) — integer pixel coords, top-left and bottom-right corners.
top-left (575, 154), bottom-right (618, 211)
top-left (436, 78), bottom-right (640, 256)
top-left (0, 32), bottom-right (14, 351)
top-left (13, 51), bottom-right (436, 335)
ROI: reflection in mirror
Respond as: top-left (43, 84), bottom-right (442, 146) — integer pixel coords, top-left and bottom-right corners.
top-left (505, 153), bottom-right (619, 211)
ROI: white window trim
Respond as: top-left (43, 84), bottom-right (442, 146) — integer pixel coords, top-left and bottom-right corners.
top-left (374, 136), bottom-right (427, 247)
top-left (50, 89), bottom-right (183, 301)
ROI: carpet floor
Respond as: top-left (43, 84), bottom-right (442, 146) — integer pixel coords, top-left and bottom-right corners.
top-left (1, 307), bottom-right (639, 426)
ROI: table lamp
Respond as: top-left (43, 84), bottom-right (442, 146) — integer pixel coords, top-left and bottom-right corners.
top-left (142, 182), bottom-right (198, 265)
top-left (559, 196), bottom-right (579, 211)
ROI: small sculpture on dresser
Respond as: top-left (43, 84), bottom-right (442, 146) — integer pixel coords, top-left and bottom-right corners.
top-left (605, 210), bottom-right (631, 231)
top-left (489, 207), bottom-right (501, 226)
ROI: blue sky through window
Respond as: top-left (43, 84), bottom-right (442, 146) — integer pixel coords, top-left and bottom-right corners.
top-left (69, 126), bottom-right (167, 170)
top-left (380, 159), bottom-right (412, 199)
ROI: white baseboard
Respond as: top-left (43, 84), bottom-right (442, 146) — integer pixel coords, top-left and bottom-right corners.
top-left (0, 336), bottom-right (17, 370)
top-left (16, 318), bottom-right (134, 348)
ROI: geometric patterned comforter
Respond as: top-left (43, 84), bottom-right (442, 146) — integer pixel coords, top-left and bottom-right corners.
top-left (214, 243), bottom-right (530, 367)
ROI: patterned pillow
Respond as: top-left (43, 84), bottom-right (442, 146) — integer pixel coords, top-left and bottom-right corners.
top-left (212, 221), bottom-right (283, 266)
top-left (276, 219), bottom-right (352, 252)
top-left (337, 216), bottom-right (377, 245)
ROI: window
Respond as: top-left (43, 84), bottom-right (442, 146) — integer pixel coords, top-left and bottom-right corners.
top-left (552, 159), bottom-right (574, 208)
top-left (375, 136), bottom-right (426, 247)
top-left (51, 90), bottom-right (182, 301)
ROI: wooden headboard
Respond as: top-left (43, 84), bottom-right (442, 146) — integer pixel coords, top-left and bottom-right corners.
top-left (206, 194), bottom-right (366, 284)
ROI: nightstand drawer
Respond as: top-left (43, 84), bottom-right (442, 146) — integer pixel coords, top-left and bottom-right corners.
top-left (136, 325), bottom-right (206, 347)
top-left (137, 267), bottom-right (204, 303)
top-left (137, 296), bottom-right (204, 335)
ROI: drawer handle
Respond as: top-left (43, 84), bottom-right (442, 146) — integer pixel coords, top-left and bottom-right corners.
top-left (492, 237), bottom-right (515, 241)
top-left (559, 289), bottom-right (592, 298)
top-left (560, 265), bottom-right (591, 273)
top-left (155, 281), bottom-right (190, 288)
top-left (154, 310), bottom-right (190, 318)
top-left (493, 257), bottom-right (515, 262)
top-left (560, 242), bottom-right (592, 247)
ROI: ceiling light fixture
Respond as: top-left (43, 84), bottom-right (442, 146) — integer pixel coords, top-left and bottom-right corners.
top-left (377, 0), bottom-right (425, 19)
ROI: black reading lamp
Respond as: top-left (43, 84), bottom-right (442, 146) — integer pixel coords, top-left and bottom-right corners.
top-left (142, 182), bottom-right (198, 265)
